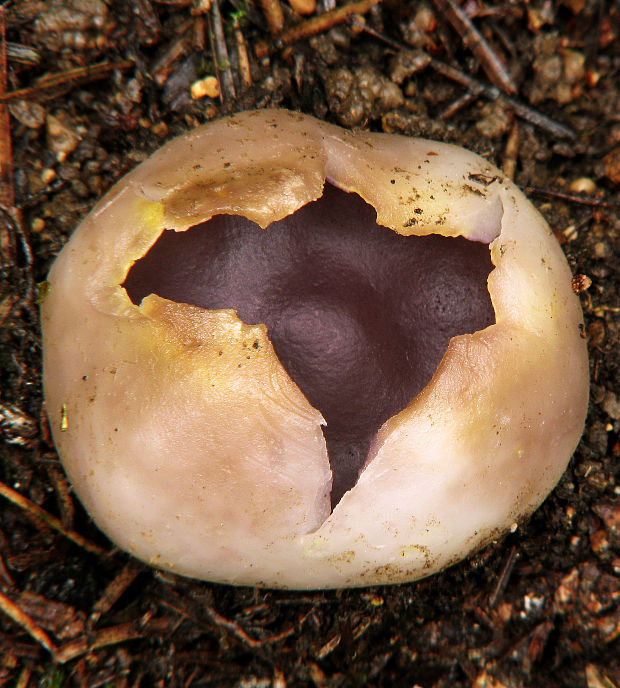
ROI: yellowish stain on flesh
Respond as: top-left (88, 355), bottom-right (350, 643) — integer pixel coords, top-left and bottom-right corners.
top-left (136, 195), bottom-right (165, 228)
top-left (60, 403), bottom-right (69, 432)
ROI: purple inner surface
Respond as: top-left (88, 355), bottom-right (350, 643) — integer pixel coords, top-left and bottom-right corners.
top-left (124, 184), bottom-right (495, 507)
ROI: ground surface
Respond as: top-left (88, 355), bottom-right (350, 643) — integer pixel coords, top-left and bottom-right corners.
top-left (0, 0), bottom-right (618, 686)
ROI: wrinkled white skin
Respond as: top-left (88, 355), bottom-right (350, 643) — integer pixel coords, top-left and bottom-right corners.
top-left (41, 109), bottom-right (589, 588)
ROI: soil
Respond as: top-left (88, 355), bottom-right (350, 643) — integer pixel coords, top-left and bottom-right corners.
top-left (0, 1), bottom-right (618, 686)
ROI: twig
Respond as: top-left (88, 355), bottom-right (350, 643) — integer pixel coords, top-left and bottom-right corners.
top-left (255, 0), bottom-right (382, 59)
top-left (0, 60), bottom-right (133, 104)
top-left (15, 667), bottom-right (31, 688)
top-left (439, 91), bottom-right (478, 119)
top-left (430, 58), bottom-right (576, 140)
top-left (0, 590), bottom-right (58, 656)
top-left (502, 119), bottom-right (519, 179)
top-left (505, 94), bottom-right (575, 140)
top-left (0, 481), bottom-right (106, 556)
top-left (0, 552), bottom-right (14, 588)
top-left (349, 21), bottom-right (577, 141)
top-left (0, 6), bottom-right (13, 208)
top-left (259, 0), bottom-right (285, 35)
top-left (1, 207), bottom-right (35, 309)
top-left (208, 0), bottom-right (236, 102)
top-left (161, 599), bottom-right (295, 649)
top-left (0, 585), bottom-right (138, 664)
top-left (6, 42), bottom-right (40, 66)
top-left (89, 563), bottom-right (141, 625)
top-left (152, 21), bottom-right (193, 86)
top-left (521, 186), bottom-right (620, 208)
top-left (192, 13), bottom-right (206, 51)
top-left (488, 545), bottom-right (518, 607)
top-left (431, 0), bottom-right (517, 94)
top-left (43, 459), bottom-right (75, 530)
top-left (233, 14), bottom-right (253, 87)
top-left (54, 622), bottom-right (147, 663)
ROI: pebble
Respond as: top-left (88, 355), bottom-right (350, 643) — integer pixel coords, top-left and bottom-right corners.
top-left (41, 168), bottom-right (56, 185)
top-left (47, 114), bottom-right (81, 157)
top-left (475, 102), bottom-right (511, 139)
top-left (288, 0), bottom-right (315, 14)
top-left (34, 0), bottom-right (109, 52)
top-left (190, 76), bottom-right (220, 100)
top-left (530, 34), bottom-right (585, 104)
top-left (400, 4), bottom-right (436, 49)
top-left (151, 122), bottom-right (169, 137)
top-left (389, 50), bottom-right (431, 85)
top-left (586, 422), bottom-right (608, 456)
top-left (31, 218), bottom-right (46, 233)
top-left (568, 177), bottom-right (597, 194)
top-left (587, 321), bottom-right (606, 348)
top-left (9, 100), bottom-right (46, 129)
top-left (603, 147), bottom-right (620, 184)
top-left (593, 241), bottom-right (612, 260)
top-left (323, 66), bottom-right (404, 128)
top-left (602, 391), bottom-right (620, 420)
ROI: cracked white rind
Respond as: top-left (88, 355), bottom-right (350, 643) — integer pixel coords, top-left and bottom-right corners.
top-left (41, 109), bottom-right (589, 588)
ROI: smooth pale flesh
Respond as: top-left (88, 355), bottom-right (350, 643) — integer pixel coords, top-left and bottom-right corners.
top-left (41, 109), bottom-right (589, 588)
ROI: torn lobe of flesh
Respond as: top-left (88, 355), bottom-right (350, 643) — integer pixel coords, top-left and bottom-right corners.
top-left (124, 183), bottom-right (496, 508)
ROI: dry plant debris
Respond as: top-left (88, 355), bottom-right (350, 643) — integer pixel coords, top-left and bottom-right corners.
top-left (0, 0), bottom-right (618, 686)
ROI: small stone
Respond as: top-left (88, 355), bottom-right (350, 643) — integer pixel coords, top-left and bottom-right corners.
top-left (586, 664), bottom-right (615, 688)
top-left (190, 76), bottom-right (220, 100)
top-left (31, 217), bottom-right (45, 232)
top-left (590, 383), bottom-right (606, 404)
top-left (473, 671), bottom-right (510, 688)
top-left (9, 100), bottom-right (46, 129)
top-left (41, 168), bottom-right (56, 185)
top-left (324, 68), bottom-right (366, 127)
top-left (400, 4), bottom-right (436, 49)
top-left (593, 241), bottom-right (611, 260)
top-left (561, 0), bottom-right (586, 12)
top-left (86, 174), bottom-right (103, 195)
top-left (126, 77), bottom-right (143, 104)
top-left (308, 34), bottom-right (340, 65)
top-left (151, 122), bottom-right (169, 137)
top-left (34, 0), bottom-right (109, 52)
top-left (530, 35), bottom-right (585, 104)
top-left (47, 113), bottom-right (81, 157)
top-left (602, 391), bottom-right (620, 420)
top-left (522, 592), bottom-right (545, 616)
top-left (288, 0), bottom-right (315, 15)
top-left (528, 6), bottom-right (553, 31)
top-left (389, 50), bottom-right (431, 85)
top-left (71, 179), bottom-right (90, 198)
top-left (323, 65), bottom-right (404, 128)
top-left (590, 529), bottom-right (609, 555)
top-left (563, 50), bottom-right (586, 85)
top-left (568, 177), bottom-right (596, 194)
top-left (603, 147), bottom-right (620, 184)
top-left (593, 503), bottom-right (620, 535)
top-left (476, 102), bottom-right (511, 138)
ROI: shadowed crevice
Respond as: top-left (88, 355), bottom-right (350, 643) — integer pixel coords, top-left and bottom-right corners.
top-left (124, 184), bottom-right (495, 508)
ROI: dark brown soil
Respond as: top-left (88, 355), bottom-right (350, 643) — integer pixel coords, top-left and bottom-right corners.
top-left (1, 1), bottom-right (618, 686)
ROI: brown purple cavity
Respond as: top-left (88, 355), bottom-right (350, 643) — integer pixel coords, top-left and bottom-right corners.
top-left (124, 184), bottom-right (495, 506)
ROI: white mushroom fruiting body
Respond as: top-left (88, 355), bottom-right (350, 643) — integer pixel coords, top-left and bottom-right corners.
top-left (41, 109), bottom-right (589, 589)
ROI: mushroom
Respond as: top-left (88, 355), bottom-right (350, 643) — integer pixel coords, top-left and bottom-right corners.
top-left (41, 109), bottom-right (589, 589)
